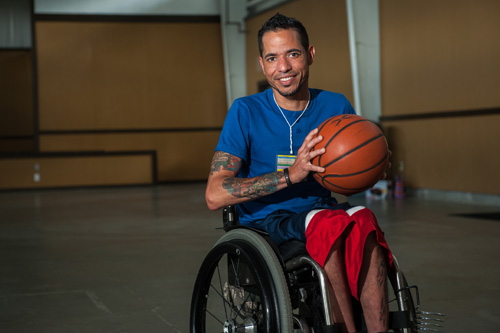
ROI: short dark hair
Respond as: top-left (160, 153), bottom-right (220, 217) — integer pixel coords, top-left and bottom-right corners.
top-left (257, 13), bottom-right (309, 56)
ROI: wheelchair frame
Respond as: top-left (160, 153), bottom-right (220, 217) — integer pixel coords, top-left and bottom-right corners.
top-left (190, 206), bottom-right (442, 332)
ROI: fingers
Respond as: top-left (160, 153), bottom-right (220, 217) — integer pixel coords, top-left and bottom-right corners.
top-left (291, 128), bottom-right (326, 178)
top-left (310, 164), bottom-right (325, 174)
top-left (306, 127), bottom-right (319, 140)
top-left (298, 128), bottom-right (323, 154)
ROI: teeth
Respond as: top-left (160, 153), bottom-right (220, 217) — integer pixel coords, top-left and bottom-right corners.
top-left (279, 77), bottom-right (292, 82)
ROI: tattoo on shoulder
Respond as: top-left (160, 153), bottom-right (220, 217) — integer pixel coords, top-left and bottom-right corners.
top-left (222, 172), bottom-right (284, 199)
top-left (210, 151), bottom-right (242, 175)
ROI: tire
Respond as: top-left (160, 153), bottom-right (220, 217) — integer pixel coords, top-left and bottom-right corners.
top-left (190, 229), bottom-right (293, 332)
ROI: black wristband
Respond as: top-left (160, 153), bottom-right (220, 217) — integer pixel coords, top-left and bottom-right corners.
top-left (284, 168), bottom-right (293, 187)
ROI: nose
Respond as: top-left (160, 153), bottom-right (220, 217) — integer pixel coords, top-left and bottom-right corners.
top-left (277, 56), bottom-right (292, 72)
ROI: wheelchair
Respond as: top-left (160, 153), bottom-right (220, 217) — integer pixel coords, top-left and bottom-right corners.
top-left (190, 206), bottom-right (443, 332)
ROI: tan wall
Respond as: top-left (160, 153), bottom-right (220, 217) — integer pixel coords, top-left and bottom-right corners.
top-left (40, 131), bottom-right (220, 182)
top-left (383, 115), bottom-right (500, 195)
top-left (0, 154), bottom-right (153, 190)
top-left (35, 21), bottom-right (227, 131)
top-left (0, 18), bottom-right (226, 189)
top-left (245, 0), bottom-right (354, 102)
top-left (380, 0), bottom-right (500, 194)
top-left (0, 139), bottom-right (36, 153)
top-left (4, 2), bottom-right (499, 194)
top-left (0, 51), bottom-right (35, 153)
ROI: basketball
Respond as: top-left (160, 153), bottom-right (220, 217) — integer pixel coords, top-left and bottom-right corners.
top-left (311, 114), bottom-right (389, 196)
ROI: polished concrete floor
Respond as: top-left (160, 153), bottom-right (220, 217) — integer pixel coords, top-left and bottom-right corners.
top-left (1, 183), bottom-right (499, 332)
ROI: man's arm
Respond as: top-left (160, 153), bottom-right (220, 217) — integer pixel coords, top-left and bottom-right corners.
top-left (205, 151), bottom-right (288, 211)
top-left (205, 128), bottom-right (326, 211)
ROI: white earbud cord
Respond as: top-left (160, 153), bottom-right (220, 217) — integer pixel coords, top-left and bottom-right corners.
top-left (273, 90), bottom-right (310, 154)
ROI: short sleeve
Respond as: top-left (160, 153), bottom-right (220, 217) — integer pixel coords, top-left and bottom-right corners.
top-left (215, 98), bottom-right (250, 163)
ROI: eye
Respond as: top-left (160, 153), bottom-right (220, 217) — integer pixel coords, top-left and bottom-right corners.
top-left (289, 51), bottom-right (301, 58)
top-left (266, 56), bottom-right (276, 62)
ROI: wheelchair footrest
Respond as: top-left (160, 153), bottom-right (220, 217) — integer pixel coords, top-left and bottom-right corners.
top-left (416, 309), bottom-right (445, 332)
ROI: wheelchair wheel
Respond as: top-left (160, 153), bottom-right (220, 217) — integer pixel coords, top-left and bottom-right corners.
top-left (190, 229), bottom-right (293, 332)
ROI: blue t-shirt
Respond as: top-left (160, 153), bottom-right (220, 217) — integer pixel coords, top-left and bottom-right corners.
top-left (216, 88), bottom-right (355, 226)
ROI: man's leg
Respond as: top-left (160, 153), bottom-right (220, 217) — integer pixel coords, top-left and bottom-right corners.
top-left (357, 232), bottom-right (389, 332)
top-left (324, 236), bottom-right (357, 333)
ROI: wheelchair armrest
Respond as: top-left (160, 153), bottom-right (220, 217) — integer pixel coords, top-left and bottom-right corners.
top-left (223, 205), bottom-right (240, 230)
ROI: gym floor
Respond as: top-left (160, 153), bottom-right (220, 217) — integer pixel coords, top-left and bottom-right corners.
top-left (1, 183), bottom-right (499, 332)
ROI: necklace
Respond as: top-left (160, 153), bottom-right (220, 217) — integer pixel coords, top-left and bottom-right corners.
top-left (273, 90), bottom-right (310, 154)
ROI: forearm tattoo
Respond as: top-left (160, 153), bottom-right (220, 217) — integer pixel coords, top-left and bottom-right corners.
top-left (211, 151), bottom-right (284, 199)
top-left (222, 172), bottom-right (284, 199)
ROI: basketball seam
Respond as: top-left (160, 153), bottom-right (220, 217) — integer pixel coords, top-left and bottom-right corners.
top-left (316, 151), bottom-right (388, 193)
top-left (321, 133), bottom-right (385, 169)
top-left (321, 151), bottom-right (388, 179)
top-left (316, 118), bottom-right (368, 166)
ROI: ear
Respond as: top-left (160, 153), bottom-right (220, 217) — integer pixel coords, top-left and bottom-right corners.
top-left (308, 45), bottom-right (315, 65)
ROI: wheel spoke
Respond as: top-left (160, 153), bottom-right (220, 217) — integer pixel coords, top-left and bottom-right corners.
top-left (209, 271), bottom-right (248, 322)
top-left (205, 308), bottom-right (225, 326)
top-left (214, 263), bottom-right (228, 319)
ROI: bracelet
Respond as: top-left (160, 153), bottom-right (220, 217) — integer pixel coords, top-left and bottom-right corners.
top-left (284, 168), bottom-right (293, 187)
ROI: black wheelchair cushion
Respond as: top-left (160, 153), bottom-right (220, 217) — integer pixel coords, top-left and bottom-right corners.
top-left (278, 239), bottom-right (308, 262)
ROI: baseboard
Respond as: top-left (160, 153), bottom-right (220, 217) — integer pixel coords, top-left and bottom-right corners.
top-left (411, 188), bottom-right (500, 207)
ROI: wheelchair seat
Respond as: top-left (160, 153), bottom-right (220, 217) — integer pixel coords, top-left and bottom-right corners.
top-left (222, 205), bottom-right (309, 263)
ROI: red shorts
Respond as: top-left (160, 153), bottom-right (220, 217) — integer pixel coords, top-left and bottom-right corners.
top-left (305, 207), bottom-right (393, 300)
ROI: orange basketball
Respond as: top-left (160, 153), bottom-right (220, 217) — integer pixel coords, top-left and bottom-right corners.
top-left (311, 114), bottom-right (389, 196)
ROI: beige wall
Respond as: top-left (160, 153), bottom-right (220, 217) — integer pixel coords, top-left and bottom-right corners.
top-left (383, 115), bottom-right (500, 194)
top-left (380, 0), bottom-right (500, 194)
top-left (0, 154), bottom-right (153, 190)
top-left (0, 51), bottom-right (35, 153)
top-left (0, 18), bottom-right (226, 189)
top-left (3, 1), bottom-right (499, 194)
top-left (36, 21), bottom-right (226, 131)
top-left (40, 131), bottom-right (220, 182)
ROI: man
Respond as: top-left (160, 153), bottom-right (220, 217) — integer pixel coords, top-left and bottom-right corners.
top-left (206, 13), bottom-right (392, 333)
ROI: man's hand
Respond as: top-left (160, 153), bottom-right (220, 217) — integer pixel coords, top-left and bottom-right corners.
top-left (287, 128), bottom-right (326, 185)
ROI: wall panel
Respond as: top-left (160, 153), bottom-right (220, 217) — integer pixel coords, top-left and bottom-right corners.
top-left (383, 114), bottom-right (500, 194)
top-left (0, 138), bottom-right (35, 153)
top-left (0, 153), bottom-right (153, 190)
top-left (36, 20), bottom-right (227, 131)
top-left (39, 131), bottom-right (220, 182)
top-left (0, 51), bottom-right (34, 138)
top-left (380, 0), bottom-right (500, 194)
top-left (380, 0), bottom-right (500, 115)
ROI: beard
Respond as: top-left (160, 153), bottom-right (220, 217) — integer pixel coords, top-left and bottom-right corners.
top-left (270, 72), bottom-right (309, 97)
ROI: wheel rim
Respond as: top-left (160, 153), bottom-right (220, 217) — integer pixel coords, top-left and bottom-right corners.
top-left (191, 241), bottom-right (278, 332)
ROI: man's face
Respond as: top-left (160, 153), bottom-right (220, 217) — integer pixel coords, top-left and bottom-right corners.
top-left (259, 29), bottom-right (315, 98)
